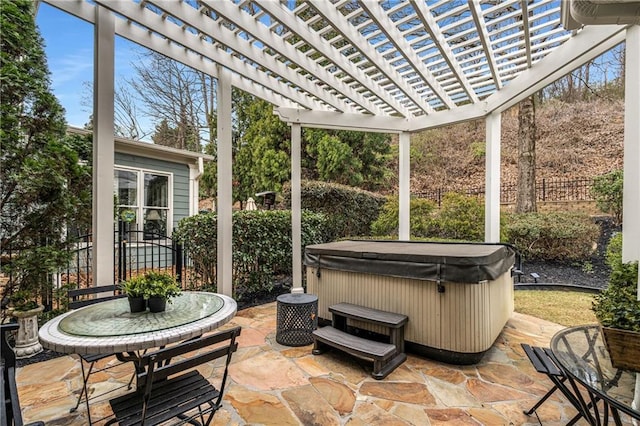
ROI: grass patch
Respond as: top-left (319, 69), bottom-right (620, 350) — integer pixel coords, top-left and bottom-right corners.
top-left (514, 290), bottom-right (598, 327)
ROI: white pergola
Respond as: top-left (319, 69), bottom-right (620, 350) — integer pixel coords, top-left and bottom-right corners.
top-left (40, 0), bottom-right (639, 298)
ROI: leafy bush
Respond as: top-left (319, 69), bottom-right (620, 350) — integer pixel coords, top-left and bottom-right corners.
top-left (592, 233), bottom-right (640, 331)
top-left (591, 169), bottom-right (623, 224)
top-left (173, 210), bottom-right (330, 301)
top-left (371, 196), bottom-right (437, 237)
top-left (435, 192), bottom-right (485, 241)
top-left (504, 212), bottom-right (599, 261)
top-left (281, 180), bottom-right (386, 240)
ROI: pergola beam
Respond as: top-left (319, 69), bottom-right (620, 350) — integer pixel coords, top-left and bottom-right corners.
top-left (410, 0), bottom-right (479, 104)
top-left (361, 2), bottom-right (455, 108)
top-left (340, 1), bottom-right (441, 112)
top-left (468, 0), bottom-right (504, 90)
top-left (197, 0), bottom-right (364, 114)
top-left (257, 0), bottom-right (411, 117)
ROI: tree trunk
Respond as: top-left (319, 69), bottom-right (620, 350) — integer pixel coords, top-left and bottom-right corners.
top-left (516, 95), bottom-right (537, 213)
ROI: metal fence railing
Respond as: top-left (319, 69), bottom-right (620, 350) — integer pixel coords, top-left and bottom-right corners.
top-left (414, 177), bottom-right (595, 206)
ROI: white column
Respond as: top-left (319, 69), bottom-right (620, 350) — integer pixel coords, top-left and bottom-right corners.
top-left (399, 132), bottom-right (411, 240)
top-left (623, 25), bottom-right (640, 270)
top-left (188, 158), bottom-right (203, 217)
top-left (291, 124), bottom-right (303, 294)
top-left (217, 66), bottom-right (233, 297)
top-left (92, 6), bottom-right (115, 287)
top-left (485, 112), bottom-right (502, 243)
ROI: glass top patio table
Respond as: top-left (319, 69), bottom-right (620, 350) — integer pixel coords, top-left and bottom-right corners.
top-left (550, 324), bottom-right (640, 422)
top-left (39, 292), bottom-right (237, 355)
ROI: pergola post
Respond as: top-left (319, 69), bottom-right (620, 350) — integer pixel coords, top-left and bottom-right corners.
top-left (92, 5), bottom-right (115, 287)
top-left (485, 112), bottom-right (501, 243)
top-left (622, 25), bottom-right (640, 300)
top-left (216, 66), bottom-right (233, 297)
top-left (399, 132), bottom-right (411, 240)
top-left (291, 123), bottom-right (303, 294)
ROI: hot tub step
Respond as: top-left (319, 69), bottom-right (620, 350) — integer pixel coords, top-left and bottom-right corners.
top-left (312, 326), bottom-right (406, 379)
top-left (329, 303), bottom-right (408, 328)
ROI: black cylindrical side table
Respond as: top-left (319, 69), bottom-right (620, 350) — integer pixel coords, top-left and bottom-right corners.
top-left (276, 293), bottom-right (318, 346)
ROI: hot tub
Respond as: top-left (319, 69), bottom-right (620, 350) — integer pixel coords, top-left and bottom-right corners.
top-left (304, 240), bottom-right (516, 364)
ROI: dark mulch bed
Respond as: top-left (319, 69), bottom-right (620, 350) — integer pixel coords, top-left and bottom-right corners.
top-left (517, 216), bottom-right (618, 290)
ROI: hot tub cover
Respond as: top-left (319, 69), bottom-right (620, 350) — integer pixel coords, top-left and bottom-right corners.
top-left (304, 240), bottom-right (515, 283)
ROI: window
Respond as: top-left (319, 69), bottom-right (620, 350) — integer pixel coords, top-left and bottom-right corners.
top-left (114, 168), bottom-right (171, 240)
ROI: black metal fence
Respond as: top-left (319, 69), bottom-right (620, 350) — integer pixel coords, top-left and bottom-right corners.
top-left (1, 225), bottom-right (192, 314)
top-left (415, 177), bottom-right (595, 205)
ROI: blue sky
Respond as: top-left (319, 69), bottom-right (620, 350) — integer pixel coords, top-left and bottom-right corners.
top-left (36, 3), bottom-right (148, 133)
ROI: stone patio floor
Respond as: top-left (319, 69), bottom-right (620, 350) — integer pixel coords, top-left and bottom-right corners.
top-left (15, 302), bottom-right (628, 425)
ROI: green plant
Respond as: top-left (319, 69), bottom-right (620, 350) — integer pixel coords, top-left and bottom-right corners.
top-left (139, 271), bottom-right (181, 302)
top-left (504, 212), bottom-right (599, 261)
top-left (0, 1), bottom-right (92, 311)
top-left (119, 276), bottom-right (146, 298)
top-left (592, 233), bottom-right (640, 331)
top-left (281, 180), bottom-right (386, 239)
top-left (435, 192), bottom-right (485, 241)
top-left (371, 196), bottom-right (438, 238)
top-left (591, 169), bottom-right (623, 225)
top-left (173, 209), bottom-right (329, 300)
top-left (9, 290), bottom-right (39, 312)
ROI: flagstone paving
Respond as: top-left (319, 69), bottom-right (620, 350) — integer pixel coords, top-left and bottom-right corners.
top-left (14, 302), bottom-right (633, 425)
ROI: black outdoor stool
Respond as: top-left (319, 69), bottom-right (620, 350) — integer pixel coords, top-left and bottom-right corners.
top-left (276, 293), bottom-right (318, 346)
top-left (521, 344), bottom-right (589, 426)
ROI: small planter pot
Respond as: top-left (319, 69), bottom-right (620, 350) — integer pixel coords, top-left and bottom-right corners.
top-left (601, 326), bottom-right (640, 372)
top-left (128, 296), bottom-right (147, 313)
top-left (11, 305), bottom-right (44, 359)
top-left (147, 296), bottom-right (167, 313)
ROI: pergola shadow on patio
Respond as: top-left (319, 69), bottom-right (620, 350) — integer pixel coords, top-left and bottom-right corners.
top-left (19, 302), bottom-right (631, 426)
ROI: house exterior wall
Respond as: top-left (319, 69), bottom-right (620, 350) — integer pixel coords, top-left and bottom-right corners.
top-left (115, 152), bottom-right (190, 233)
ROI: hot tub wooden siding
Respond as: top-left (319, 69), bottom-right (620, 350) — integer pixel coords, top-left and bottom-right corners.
top-left (307, 267), bottom-right (513, 360)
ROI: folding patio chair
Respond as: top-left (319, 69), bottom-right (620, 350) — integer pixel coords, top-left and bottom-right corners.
top-left (67, 284), bottom-right (134, 425)
top-left (106, 326), bottom-right (241, 426)
top-left (521, 343), bottom-right (588, 426)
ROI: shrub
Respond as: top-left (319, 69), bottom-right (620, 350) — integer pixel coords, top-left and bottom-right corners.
top-left (281, 180), bottom-right (386, 240)
top-left (504, 212), bottom-right (599, 261)
top-left (435, 192), bottom-right (485, 241)
top-left (173, 210), bottom-right (330, 301)
top-left (592, 233), bottom-right (640, 331)
top-left (371, 196), bottom-right (437, 238)
top-left (591, 169), bottom-right (623, 224)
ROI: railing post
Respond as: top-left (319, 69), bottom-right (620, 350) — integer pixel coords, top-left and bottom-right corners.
top-left (542, 178), bottom-right (546, 201)
top-left (176, 242), bottom-right (183, 287)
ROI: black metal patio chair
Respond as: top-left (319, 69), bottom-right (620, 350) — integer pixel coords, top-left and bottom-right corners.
top-left (1, 323), bottom-right (44, 426)
top-left (521, 343), bottom-right (590, 425)
top-left (67, 284), bottom-right (134, 425)
top-left (106, 325), bottom-right (241, 426)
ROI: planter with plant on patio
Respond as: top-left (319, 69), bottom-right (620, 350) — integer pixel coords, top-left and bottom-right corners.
top-left (139, 271), bottom-right (181, 313)
top-left (120, 276), bottom-right (147, 313)
top-left (7, 290), bottom-right (44, 358)
top-left (592, 233), bottom-right (640, 372)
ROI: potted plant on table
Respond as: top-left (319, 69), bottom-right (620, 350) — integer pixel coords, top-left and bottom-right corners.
top-left (139, 271), bottom-right (181, 313)
top-left (120, 276), bottom-right (147, 313)
top-left (592, 233), bottom-right (640, 371)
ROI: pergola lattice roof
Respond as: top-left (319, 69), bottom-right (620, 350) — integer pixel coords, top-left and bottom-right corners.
top-left (45, 0), bottom-right (629, 131)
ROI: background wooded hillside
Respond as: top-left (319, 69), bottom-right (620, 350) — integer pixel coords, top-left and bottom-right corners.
top-left (399, 98), bottom-right (624, 195)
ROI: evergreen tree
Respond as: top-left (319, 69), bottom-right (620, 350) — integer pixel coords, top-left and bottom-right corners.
top-left (0, 0), bottom-right (91, 305)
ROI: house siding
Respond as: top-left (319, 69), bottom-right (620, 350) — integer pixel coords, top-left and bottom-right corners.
top-left (115, 152), bottom-right (191, 233)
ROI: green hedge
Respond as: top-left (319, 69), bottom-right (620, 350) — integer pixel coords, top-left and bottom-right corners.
top-left (371, 196), bottom-right (437, 237)
top-left (504, 212), bottom-right (599, 261)
top-left (435, 192), bottom-right (485, 241)
top-left (371, 192), bottom-right (485, 241)
top-left (173, 210), bottom-right (330, 300)
top-left (281, 180), bottom-right (386, 240)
